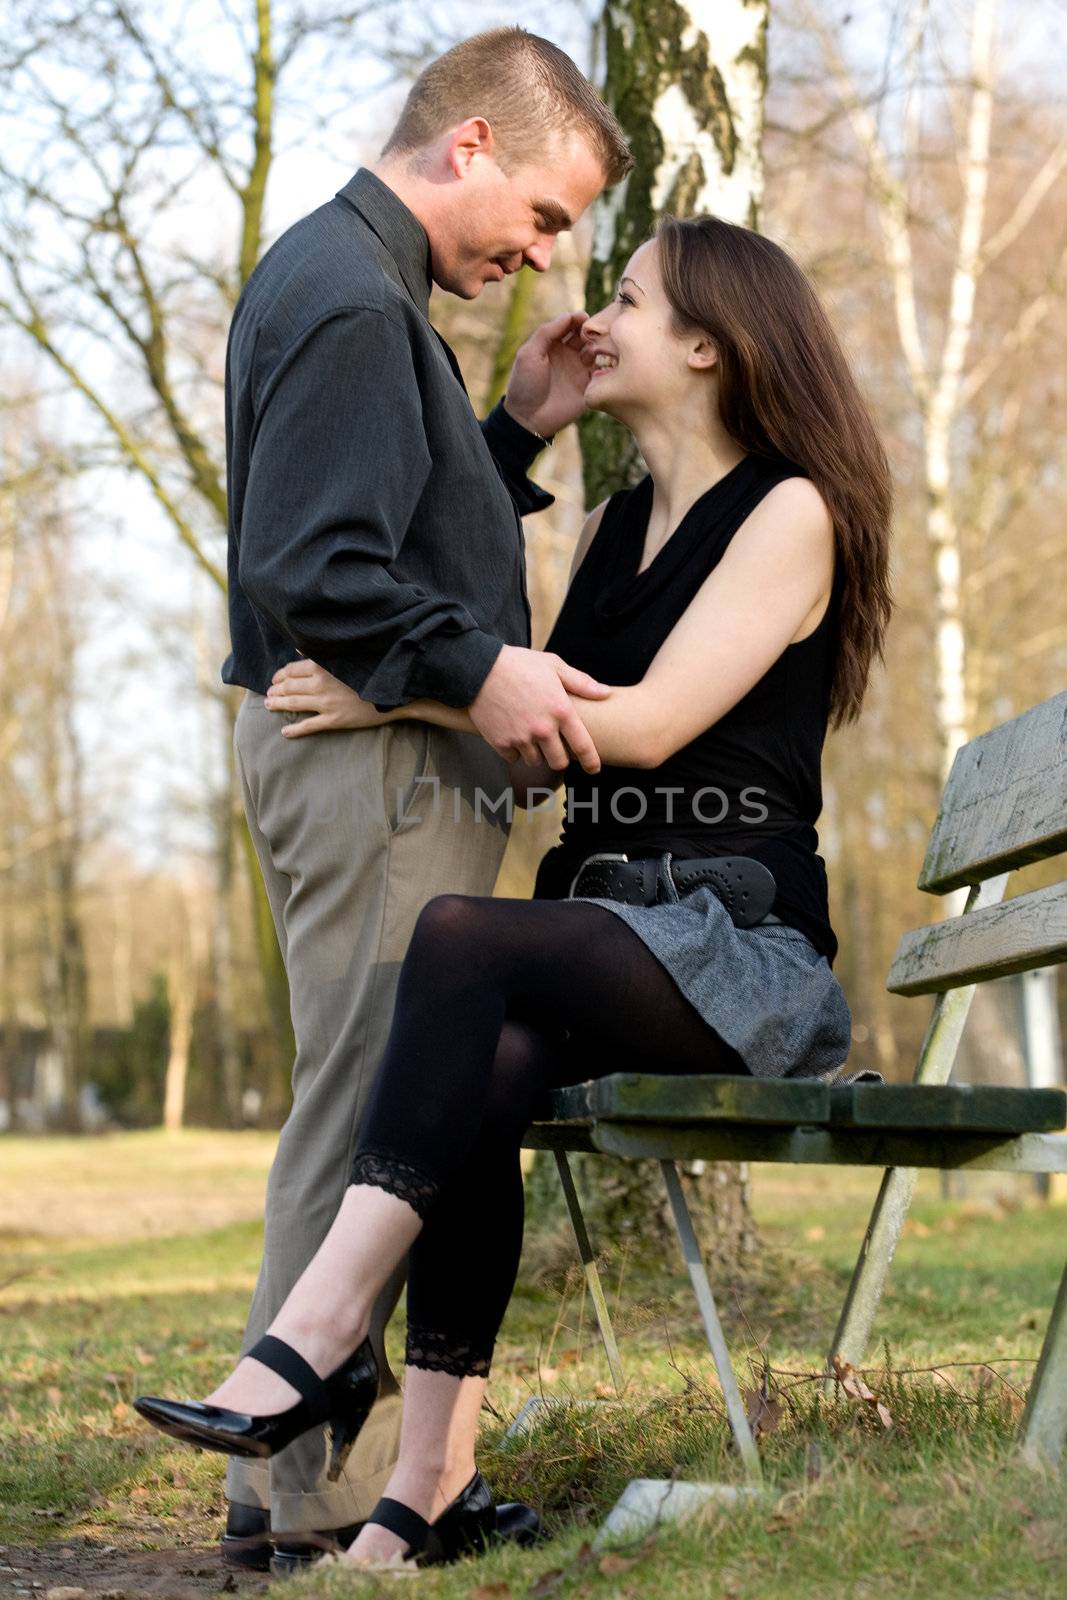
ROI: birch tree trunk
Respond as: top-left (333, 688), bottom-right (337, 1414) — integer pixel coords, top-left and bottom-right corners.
top-left (36, 507), bottom-right (88, 1132)
top-left (162, 877), bottom-right (208, 1131)
top-left (581, 0), bottom-right (768, 506)
top-left (811, 0), bottom-right (1055, 791)
top-left (576, 0), bottom-right (769, 1274)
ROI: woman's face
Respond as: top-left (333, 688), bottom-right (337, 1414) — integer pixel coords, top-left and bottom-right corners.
top-left (580, 238), bottom-right (714, 420)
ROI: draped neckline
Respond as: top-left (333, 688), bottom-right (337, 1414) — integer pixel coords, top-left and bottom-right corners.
top-left (592, 452), bottom-right (765, 625)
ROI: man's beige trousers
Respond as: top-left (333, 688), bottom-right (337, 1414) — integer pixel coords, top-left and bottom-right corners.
top-left (225, 692), bottom-right (510, 1532)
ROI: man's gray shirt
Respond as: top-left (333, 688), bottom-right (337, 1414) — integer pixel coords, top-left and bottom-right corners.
top-left (222, 167), bottom-right (555, 710)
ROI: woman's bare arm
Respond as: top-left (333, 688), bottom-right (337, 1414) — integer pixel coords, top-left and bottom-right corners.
top-left (264, 664), bottom-right (565, 802)
top-left (265, 481), bottom-right (831, 781)
top-left (553, 477), bottom-right (835, 768)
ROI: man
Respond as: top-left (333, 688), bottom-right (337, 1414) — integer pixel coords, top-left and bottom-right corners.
top-left (219, 25), bottom-right (632, 1572)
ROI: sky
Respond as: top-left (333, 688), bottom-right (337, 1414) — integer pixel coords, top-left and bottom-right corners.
top-left (5, 0), bottom-right (1064, 871)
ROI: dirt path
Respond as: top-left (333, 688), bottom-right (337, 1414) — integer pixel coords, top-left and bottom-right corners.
top-left (0, 1539), bottom-right (272, 1599)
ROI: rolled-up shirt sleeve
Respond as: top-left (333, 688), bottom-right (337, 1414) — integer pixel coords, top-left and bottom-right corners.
top-left (238, 307), bottom-right (504, 710)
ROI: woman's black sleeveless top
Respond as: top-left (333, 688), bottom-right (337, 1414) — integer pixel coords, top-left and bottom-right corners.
top-left (535, 451), bottom-right (843, 965)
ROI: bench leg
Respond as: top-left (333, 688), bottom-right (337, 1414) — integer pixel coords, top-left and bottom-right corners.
top-left (830, 1165), bottom-right (918, 1368)
top-left (659, 1160), bottom-right (762, 1484)
top-left (553, 1150), bottom-right (626, 1396)
top-left (830, 976), bottom-right (978, 1370)
top-left (829, 878), bottom-right (1008, 1370)
top-left (1019, 1255), bottom-right (1067, 1464)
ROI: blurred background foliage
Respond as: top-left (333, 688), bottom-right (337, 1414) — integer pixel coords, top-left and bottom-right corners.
top-left (0, 0), bottom-right (1063, 1138)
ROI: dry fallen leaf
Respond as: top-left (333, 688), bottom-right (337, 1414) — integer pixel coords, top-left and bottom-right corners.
top-left (528, 1569), bottom-right (565, 1598)
top-left (598, 1552), bottom-right (638, 1576)
top-left (888, 1505), bottom-right (932, 1546)
top-left (1023, 1520), bottom-right (1063, 1561)
top-left (765, 1493), bottom-right (804, 1535)
top-left (831, 1354), bottom-right (893, 1429)
top-left (469, 1585), bottom-right (512, 1599)
top-left (743, 1382), bottom-right (783, 1440)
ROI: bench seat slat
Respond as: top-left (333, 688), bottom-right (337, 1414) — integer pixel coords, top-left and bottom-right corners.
top-left (544, 1120), bottom-right (1067, 1173)
top-left (548, 1073), bottom-right (831, 1126)
top-left (887, 881), bottom-right (1067, 994)
top-left (829, 1082), bottom-right (1067, 1133)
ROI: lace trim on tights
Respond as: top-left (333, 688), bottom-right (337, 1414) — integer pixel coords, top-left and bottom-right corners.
top-left (405, 1322), bottom-right (494, 1379)
top-left (349, 1148), bottom-right (439, 1219)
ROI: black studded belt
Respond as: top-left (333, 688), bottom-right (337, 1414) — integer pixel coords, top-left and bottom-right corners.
top-left (566, 850), bottom-right (778, 929)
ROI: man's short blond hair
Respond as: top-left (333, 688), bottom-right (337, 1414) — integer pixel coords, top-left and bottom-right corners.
top-left (381, 27), bottom-right (633, 186)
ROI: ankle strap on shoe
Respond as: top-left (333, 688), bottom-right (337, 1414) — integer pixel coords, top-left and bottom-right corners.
top-left (246, 1334), bottom-right (330, 1415)
top-left (366, 1496), bottom-right (430, 1554)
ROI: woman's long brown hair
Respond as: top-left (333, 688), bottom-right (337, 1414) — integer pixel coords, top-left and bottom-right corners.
top-left (656, 213), bottom-right (893, 729)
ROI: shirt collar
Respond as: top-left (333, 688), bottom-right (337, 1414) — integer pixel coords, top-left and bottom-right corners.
top-left (335, 168), bottom-right (434, 317)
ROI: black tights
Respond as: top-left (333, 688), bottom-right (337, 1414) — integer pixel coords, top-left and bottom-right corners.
top-left (350, 894), bottom-right (744, 1377)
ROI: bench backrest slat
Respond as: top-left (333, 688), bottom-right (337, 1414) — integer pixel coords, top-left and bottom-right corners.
top-left (917, 689), bottom-right (1067, 893)
top-left (887, 881), bottom-right (1067, 995)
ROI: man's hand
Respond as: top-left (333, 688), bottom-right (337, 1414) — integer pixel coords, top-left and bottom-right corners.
top-left (502, 311), bottom-right (593, 440)
top-left (468, 645), bottom-right (611, 773)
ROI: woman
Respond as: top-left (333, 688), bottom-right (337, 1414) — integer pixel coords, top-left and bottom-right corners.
top-left (136, 215), bottom-right (892, 1570)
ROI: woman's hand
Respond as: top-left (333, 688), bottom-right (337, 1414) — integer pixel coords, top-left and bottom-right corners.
top-left (503, 312), bottom-right (594, 439)
top-left (264, 659), bottom-right (397, 738)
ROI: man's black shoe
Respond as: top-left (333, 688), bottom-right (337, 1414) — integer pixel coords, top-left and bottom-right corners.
top-left (270, 1523), bottom-right (363, 1576)
top-left (221, 1503), bottom-right (364, 1576)
top-left (220, 1502), bottom-right (272, 1572)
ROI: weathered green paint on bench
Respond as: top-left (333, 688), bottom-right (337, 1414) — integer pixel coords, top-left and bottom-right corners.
top-left (548, 1073), bottom-right (830, 1126)
top-left (887, 882), bottom-right (1067, 995)
top-left (829, 1082), bottom-right (1067, 1133)
top-left (583, 1120), bottom-right (1067, 1174)
top-left (543, 1074), bottom-right (1067, 1137)
top-left (918, 687), bottom-right (1067, 893)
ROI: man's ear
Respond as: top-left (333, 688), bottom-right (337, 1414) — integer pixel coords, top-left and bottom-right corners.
top-left (447, 117), bottom-right (494, 178)
top-left (687, 335), bottom-right (718, 371)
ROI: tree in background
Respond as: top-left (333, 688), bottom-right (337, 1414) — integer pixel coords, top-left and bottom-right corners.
top-left (570, 0), bottom-right (771, 1274)
top-left (803, 0), bottom-right (1067, 783)
top-left (0, 0), bottom-right (465, 1112)
top-left (0, 410), bottom-right (90, 1129)
top-left (581, 0), bottom-right (768, 505)
top-left (771, 0), bottom-right (1067, 1075)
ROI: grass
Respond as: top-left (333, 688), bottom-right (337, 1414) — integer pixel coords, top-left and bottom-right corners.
top-left (1, 1132), bottom-right (1065, 1598)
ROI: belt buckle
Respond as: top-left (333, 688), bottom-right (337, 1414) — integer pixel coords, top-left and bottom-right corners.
top-left (567, 851), bottom-right (629, 898)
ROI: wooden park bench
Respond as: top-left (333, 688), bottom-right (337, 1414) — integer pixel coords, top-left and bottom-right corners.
top-left (521, 687), bottom-right (1067, 1482)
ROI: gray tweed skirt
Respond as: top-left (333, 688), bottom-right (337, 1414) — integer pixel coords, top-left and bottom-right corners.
top-left (568, 883), bottom-right (852, 1080)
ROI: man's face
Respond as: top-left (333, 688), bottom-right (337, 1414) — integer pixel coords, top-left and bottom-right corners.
top-left (433, 128), bottom-right (608, 298)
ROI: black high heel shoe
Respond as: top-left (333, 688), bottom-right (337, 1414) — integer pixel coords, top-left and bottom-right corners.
top-left (342, 1472), bottom-right (545, 1573)
top-left (133, 1331), bottom-right (379, 1483)
top-left (335, 1481), bottom-right (484, 1574)
top-left (429, 1469), bottom-right (544, 1563)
